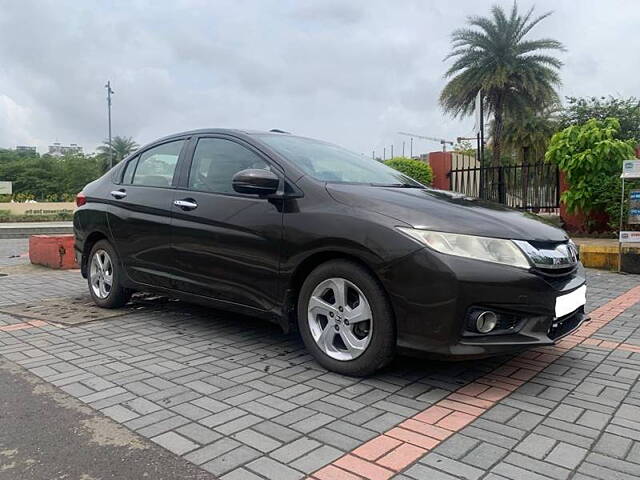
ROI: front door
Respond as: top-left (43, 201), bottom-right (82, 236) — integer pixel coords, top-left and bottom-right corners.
top-left (170, 136), bottom-right (283, 312)
top-left (107, 139), bottom-right (186, 288)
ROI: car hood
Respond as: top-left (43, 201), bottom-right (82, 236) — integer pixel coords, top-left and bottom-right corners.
top-left (326, 184), bottom-right (568, 242)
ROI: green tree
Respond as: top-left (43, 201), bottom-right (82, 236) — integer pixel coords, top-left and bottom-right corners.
top-left (559, 96), bottom-right (640, 141)
top-left (453, 140), bottom-right (476, 156)
top-left (440, 2), bottom-right (564, 166)
top-left (503, 108), bottom-right (558, 163)
top-left (545, 118), bottom-right (636, 215)
top-left (97, 136), bottom-right (139, 167)
top-left (384, 157), bottom-right (433, 185)
top-left (0, 149), bottom-right (103, 202)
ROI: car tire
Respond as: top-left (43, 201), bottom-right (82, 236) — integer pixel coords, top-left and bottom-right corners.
top-left (87, 240), bottom-right (131, 308)
top-left (297, 259), bottom-right (396, 376)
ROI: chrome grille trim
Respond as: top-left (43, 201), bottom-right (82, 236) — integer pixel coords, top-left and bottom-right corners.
top-left (513, 240), bottom-right (578, 270)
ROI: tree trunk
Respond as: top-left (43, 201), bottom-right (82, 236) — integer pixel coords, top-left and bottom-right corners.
top-left (522, 146), bottom-right (530, 209)
top-left (492, 105), bottom-right (504, 168)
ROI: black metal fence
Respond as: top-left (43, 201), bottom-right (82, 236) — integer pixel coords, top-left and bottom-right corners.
top-left (449, 159), bottom-right (560, 212)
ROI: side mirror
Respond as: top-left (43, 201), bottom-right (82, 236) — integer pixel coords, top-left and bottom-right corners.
top-left (232, 169), bottom-right (280, 195)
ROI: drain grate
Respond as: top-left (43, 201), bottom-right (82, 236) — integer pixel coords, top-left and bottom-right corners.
top-left (0, 293), bottom-right (175, 326)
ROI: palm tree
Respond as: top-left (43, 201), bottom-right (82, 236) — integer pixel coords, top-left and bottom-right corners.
top-left (502, 107), bottom-right (557, 163)
top-left (440, 2), bottom-right (564, 166)
top-left (97, 136), bottom-right (139, 165)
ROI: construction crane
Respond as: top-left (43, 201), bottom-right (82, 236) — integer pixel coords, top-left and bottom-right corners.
top-left (397, 131), bottom-right (454, 152)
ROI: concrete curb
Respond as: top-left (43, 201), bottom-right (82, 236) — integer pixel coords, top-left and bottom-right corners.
top-left (0, 222), bottom-right (73, 239)
top-left (578, 244), bottom-right (640, 272)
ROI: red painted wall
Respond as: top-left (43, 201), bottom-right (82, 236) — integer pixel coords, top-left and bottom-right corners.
top-left (428, 152), bottom-right (452, 190)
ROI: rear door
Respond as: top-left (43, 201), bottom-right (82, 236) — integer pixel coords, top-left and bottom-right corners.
top-left (170, 135), bottom-right (284, 312)
top-left (107, 138), bottom-right (186, 288)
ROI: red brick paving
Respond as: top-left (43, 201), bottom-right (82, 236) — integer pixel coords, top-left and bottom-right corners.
top-left (0, 319), bottom-right (48, 332)
top-left (308, 284), bottom-right (640, 479)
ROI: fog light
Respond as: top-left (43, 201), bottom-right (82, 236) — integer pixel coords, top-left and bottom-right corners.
top-left (475, 311), bottom-right (498, 333)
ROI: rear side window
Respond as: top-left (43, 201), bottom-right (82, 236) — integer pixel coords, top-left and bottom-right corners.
top-left (131, 140), bottom-right (184, 187)
top-left (188, 138), bottom-right (270, 194)
top-left (121, 155), bottom-right (138, 184)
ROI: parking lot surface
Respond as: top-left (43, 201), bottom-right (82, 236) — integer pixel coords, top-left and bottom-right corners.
top-left (1, 240), bottom-right (639, 479)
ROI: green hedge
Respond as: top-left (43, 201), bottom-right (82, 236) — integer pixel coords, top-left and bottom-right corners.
top-left (384, 157), bottom-right (433, 185)
top-left (0, 211), bottom-right (74, 223)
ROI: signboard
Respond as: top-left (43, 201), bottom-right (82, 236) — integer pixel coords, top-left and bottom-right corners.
top-left (0, 181), bottom-right (12, 194)
top-left (619, 231), bottom-right (640, 243)
top-left (630, 190), bottom-right (640, 224)
top-left (621, 160), bottom-right (640, 178)
top-left (473, 90), bottom-right (482, 134)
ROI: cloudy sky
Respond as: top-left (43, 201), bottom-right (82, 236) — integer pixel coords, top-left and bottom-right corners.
top-left (1, 0), bottom-right (639, 157)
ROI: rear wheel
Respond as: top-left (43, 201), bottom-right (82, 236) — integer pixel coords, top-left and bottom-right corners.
top-left (297, 260), bottom-right (395, 376)
top-left (87, 240), bottom-right (131, 308)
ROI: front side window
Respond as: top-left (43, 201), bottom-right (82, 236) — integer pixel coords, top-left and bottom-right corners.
top-left (188, 138), bottom-right (270, 194)
top-left (255, 134), bottom-right (423, 186)
top-left (131, 140), bottom-right (184, 187)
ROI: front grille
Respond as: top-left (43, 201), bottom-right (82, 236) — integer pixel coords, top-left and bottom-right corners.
top-left (534, 264), bottom-right (578, 278)
top-left (513, 240), bottom-right (579, 278)
top-left (548, 308), bottom-right (585, 340)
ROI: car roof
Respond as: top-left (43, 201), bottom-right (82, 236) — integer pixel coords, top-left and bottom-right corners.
top-left (153, 128), bottom-right (288, 143)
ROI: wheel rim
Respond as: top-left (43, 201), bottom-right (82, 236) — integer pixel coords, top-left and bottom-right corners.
top-left (89, 249), bottom-right (114, 299)
top-left (307, 277), bottom-right (373, 361)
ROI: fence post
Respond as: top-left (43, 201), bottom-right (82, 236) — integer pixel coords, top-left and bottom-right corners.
top-left (477, 138), bottom-right (484, 199)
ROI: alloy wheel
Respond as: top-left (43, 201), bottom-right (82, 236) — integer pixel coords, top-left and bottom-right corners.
top-left (307, 277), bottom-right (373, 361)
top-left (90, 249), bottom-right (113, 299)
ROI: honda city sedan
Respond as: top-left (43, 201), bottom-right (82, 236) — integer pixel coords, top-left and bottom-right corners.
top-left (74, 129), bottom-right (587, 376)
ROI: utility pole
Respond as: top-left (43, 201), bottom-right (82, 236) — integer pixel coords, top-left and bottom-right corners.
top-left (105, 81), bottom-right (114, 169)
top-left (391, 144), bottom-right (394, 159)
top-left (402, 141), bottom-right (405, 157)
top-left (410, 137), bottom-right (413, 158)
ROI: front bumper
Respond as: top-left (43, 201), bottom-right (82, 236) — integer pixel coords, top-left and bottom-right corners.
top-left (378, 248), bottom-right (587, 359)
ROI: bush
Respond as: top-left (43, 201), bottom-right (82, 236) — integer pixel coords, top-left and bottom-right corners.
top-left (384, 157), bottom-right (433, 185)
top-left (546, 118), bottom-right (636, 214)
top-left (0, 211), bottom-right (73, 223)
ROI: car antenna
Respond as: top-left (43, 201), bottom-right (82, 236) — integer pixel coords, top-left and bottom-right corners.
top-left (269, 129), bottom-right (290, 134)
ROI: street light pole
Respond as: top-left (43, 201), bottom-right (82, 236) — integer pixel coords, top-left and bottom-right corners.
top-left (105, 81), bottom-right (114, 169)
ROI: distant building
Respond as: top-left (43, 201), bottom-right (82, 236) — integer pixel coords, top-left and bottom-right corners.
top-left (48, 143), bottom-right (83, 156)
top-left (16, 145), bottom-right (37, 154)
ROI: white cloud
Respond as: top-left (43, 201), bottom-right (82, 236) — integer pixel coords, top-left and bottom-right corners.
top-left (0, 0), bottom-right (638, 156)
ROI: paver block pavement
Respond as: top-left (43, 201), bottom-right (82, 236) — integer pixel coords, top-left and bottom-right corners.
top-left (1, 264), bottom-right (640, 479)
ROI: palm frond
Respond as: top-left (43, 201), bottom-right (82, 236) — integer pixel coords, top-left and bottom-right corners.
top-left (440, 1), bottom-right (563, 165)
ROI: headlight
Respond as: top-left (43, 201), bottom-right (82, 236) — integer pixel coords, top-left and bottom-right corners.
top-left (397, 228), bottom-right (531, 269)
top-left (568, 239), bottom-right (579, 261)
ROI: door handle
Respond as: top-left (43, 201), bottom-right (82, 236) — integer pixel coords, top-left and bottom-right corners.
top-left (174, 199), bottom-right (198, 210)
top-left (110, 189), bottom-right (127, 199)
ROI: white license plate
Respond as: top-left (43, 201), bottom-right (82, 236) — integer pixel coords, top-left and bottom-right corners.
top-left (555, 285), bottom-right (587, 318)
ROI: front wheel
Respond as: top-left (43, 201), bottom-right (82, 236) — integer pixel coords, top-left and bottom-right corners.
top-left (297, 260), bottom-right (396, 376)
top-left (87, 240), bottom-right (131, 308)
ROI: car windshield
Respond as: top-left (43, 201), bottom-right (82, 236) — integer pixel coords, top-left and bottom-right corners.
top-left (255, 134), bottom-right (423, 187)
